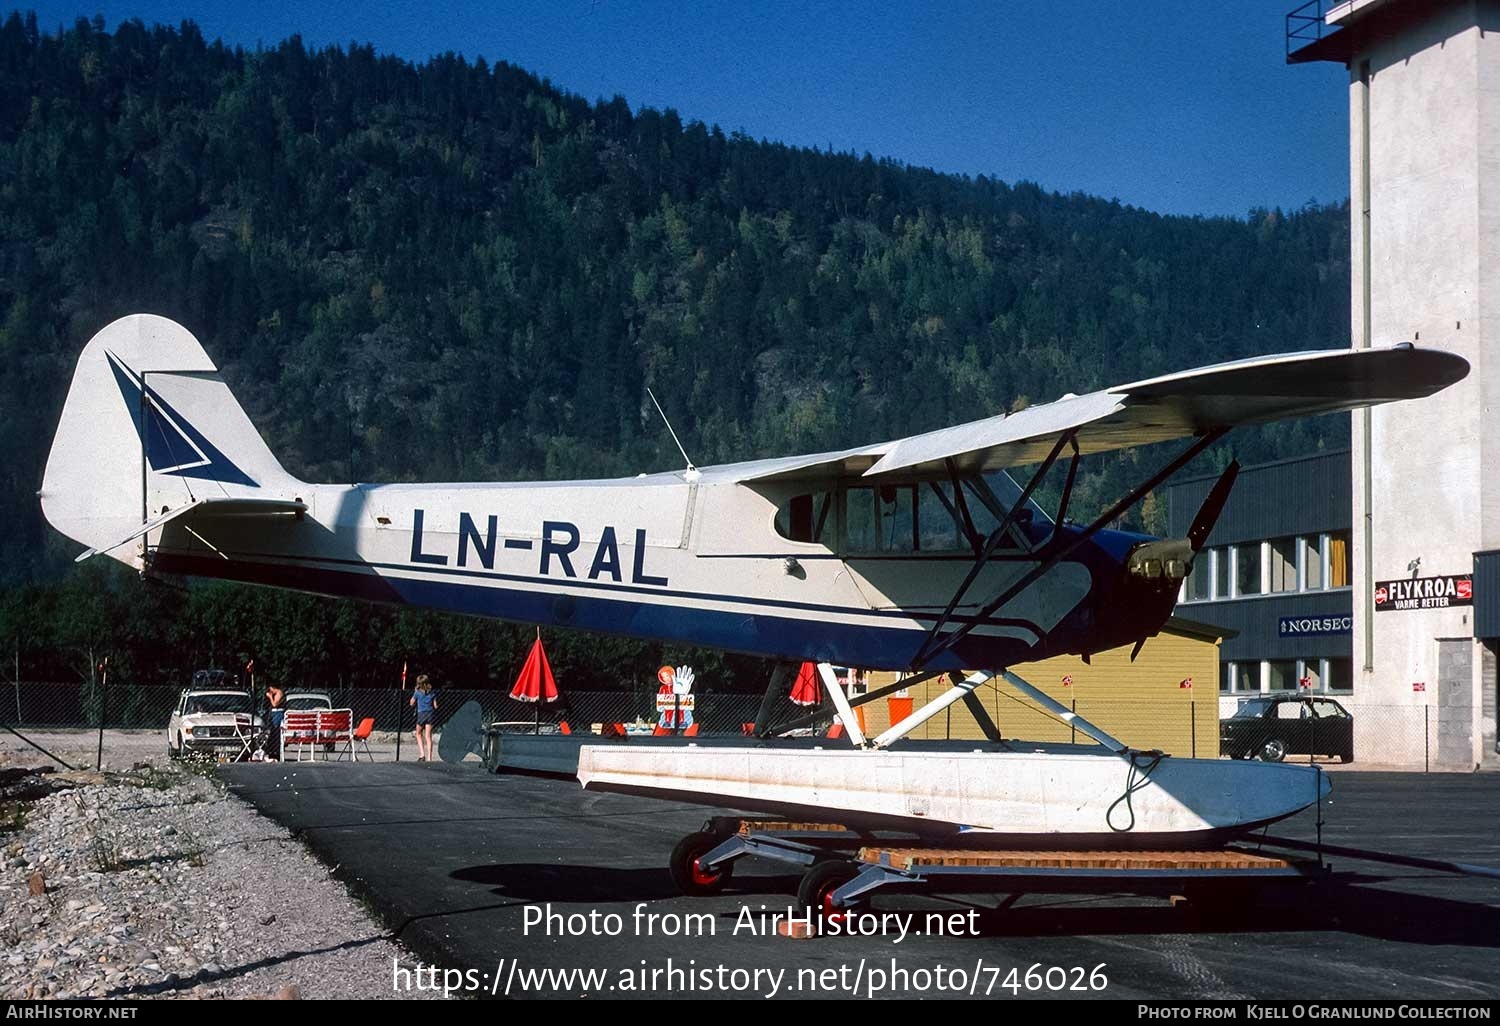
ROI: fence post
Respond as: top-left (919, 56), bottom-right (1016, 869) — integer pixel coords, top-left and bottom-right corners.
top-left (95, 660), bottom-right (108, 771)
top-left (394, 688), bottom-right (403, 763)
top-left (1190, 698), bottom-right (1196, 758)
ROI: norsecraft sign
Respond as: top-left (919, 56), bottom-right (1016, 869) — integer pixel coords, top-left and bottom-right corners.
top-left (1374, 574), bottom-right (1473, 612)
top-left (1278, 615), bottom-right (1353, 637)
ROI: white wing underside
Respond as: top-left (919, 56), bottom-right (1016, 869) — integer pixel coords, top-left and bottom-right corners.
top-left (725, 345), bottom-right (1468, 483)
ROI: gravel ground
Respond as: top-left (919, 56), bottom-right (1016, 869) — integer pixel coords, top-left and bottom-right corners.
top-left (0, 728), bottom-right (421, 768)
top-left (0, 749), bottom-right (440, 1000)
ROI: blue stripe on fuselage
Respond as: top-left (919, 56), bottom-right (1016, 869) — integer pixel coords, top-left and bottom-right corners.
top-left (149, 551), bottom-right (1039, 670)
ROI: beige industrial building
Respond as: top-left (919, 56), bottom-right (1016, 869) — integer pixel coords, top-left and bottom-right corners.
top-left (855, 618), bottom-right (1225, 758)
top-left (1289, 0), bottom-right (1500, 769)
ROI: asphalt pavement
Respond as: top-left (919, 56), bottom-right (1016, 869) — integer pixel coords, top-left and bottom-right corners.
top-left (220, 760), bottom-right (1500, 1000)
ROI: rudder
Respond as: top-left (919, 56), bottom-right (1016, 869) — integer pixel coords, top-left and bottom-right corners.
top-left (41, 314), bottom-right (300, 568)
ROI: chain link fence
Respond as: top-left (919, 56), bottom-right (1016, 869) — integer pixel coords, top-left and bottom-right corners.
top-left (0, 681), bottom-right (765, 768)
top-left (0, 680), bottom-right (1481, 771)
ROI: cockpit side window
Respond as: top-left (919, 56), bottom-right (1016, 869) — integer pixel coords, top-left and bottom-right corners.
top-left (774, 490), bottom-right (833, 545)
top-left (918, 481), bottom-right (969, 552)
top-left (775, 471), bottom-right (1052, 555)
top-left (846, 485), bottom-right (917, 553)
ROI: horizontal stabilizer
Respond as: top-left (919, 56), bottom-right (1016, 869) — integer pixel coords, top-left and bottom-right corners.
top-left (74, 496), bottom-right (306, 563)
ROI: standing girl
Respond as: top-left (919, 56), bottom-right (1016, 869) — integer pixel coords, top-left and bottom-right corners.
top-left (410, 674), bottom-right (438, 761)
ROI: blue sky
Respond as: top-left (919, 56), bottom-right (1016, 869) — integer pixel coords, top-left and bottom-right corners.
top-left (22, 1), bottom-right (1350, 217)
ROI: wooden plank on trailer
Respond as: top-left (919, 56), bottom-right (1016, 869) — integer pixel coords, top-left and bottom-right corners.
top-left (738, 820), bottom-right (849, 836)
top-left (856, 847), bottom-right (1294, 873)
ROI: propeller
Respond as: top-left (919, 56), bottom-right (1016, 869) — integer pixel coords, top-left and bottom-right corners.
top-left (1126, 459), bottom-right (1240, 582)
top-left (1187, 460), bottom-right (1240, 553)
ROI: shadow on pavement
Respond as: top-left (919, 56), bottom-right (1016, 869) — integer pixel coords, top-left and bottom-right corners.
top-left (450, 862), bottom-right (804, 904)
top-left (918, 877), bottom-right (1500, 947)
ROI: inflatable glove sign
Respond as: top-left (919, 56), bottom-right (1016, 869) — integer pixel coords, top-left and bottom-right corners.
top-left (672, 665), bottom-right (695, 695)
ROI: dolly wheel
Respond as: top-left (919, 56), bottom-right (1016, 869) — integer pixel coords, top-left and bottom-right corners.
top-left (669, 831), bottom-right (734, 896)
top-left (797, 861), bottom-right (861, 927)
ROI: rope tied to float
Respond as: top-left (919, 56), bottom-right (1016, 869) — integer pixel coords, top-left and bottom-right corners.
top-left (1106, 749), bottom-right (1166, 833)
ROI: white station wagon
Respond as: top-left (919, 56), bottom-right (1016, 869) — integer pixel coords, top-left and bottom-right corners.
top-left (166, 688), bottom-right (261, 758)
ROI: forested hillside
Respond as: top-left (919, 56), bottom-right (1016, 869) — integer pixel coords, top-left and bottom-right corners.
top-left (0, 14), bottom-right (1351, 688)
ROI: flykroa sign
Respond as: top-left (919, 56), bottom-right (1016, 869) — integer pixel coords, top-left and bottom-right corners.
top-left (1374, 574), bottom-right (1473, 612)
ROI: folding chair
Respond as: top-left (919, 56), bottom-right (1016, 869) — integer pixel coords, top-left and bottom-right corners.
top-left (339, 716), bottom-right (376, 761)
top-left (319, 709), bottom-right (354, 761)
top-left (281, 710), bottom-right (321, 761)
top-left (230, 713), bottom-right (257, 762)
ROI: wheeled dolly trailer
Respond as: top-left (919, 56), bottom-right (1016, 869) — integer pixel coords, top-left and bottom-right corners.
top-left (669, 818), bottom-right (1324, 923)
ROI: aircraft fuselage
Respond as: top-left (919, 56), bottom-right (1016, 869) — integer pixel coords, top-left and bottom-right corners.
top-left (143, 470), bottom-right (1170, 671)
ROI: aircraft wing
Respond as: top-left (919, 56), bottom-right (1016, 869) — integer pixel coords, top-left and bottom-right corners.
top-left (735, 345), bottom-right (1467, 482)
top-left (73, 496), bottom-right (307, 563)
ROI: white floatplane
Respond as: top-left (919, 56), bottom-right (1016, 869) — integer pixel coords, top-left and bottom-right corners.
top-left (41, 314), bottom-right (1467, 844)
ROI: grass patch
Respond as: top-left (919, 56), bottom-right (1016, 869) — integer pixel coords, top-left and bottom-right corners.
top-left (0, 801), bottom-right (26, 834)
top-left (118, 764), bottom-right (180, 791)
top-left (87, 827), bottom-right (124, 873)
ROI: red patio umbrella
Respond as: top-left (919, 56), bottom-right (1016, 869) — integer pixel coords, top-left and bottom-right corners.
top-left (788, 661), bottom-right (821, 707)
top-left (510, 634), bottom-right (561, 733)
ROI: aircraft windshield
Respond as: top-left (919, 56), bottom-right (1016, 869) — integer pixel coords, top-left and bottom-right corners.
top-left (965, 471), bottom-right (1054, 530)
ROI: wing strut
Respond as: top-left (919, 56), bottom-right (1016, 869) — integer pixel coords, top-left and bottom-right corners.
top-left (910, 428), bottom-right (1228, 670)
top-left (757, 667), bottom-right (949, 738)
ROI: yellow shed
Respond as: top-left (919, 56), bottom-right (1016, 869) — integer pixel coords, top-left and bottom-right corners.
top-left (852, 617), bottom-right (1226, 758)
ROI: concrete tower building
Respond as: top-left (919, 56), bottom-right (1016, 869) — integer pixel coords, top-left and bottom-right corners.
top-left (1290, 0), bottom-right (1498, 768)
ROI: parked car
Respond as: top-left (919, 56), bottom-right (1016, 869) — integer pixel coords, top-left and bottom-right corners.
top-left (167, 688), bottom-right (261, 758)
top-left (284, 691), bottom-right (338, 751)
top-left (1220, 694), bottom-right (1354, 763)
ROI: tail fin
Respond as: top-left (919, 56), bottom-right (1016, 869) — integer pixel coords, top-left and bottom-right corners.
top-left (41, 314), bottom-right (301, 569)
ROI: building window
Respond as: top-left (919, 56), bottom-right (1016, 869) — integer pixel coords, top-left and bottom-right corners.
top-left (1324, 657), bottom-right (1353, 693)
top-left (1226, 661), bottom-right (1258, 693)
top-left (1267, 660), bottom-right (1298, 692)
top-left (1303, 534), bottom-right (1324, 590)
top-left (1212, 547), bottom-right (1229, 600)
top-left (1328, 530), bottom-right (1351, 588)
top-left (1296, 659), bottom-right (1321, 691)
top-left (1269, 536), bottom-right (1297, 593)
top-left (1184, 553), bottom-right (1212, 602)
top-left (1233, 544), bottom-right (1261, 598)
